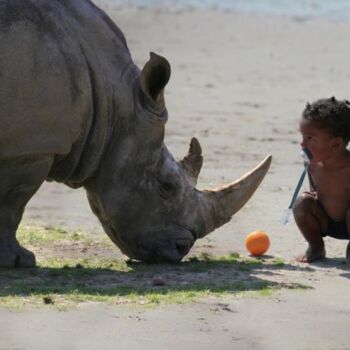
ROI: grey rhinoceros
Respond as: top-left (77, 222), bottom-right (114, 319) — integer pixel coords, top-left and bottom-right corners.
top-left (0, 0), bottom-right (271, 267)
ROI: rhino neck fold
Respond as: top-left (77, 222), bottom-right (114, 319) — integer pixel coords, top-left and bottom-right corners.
top-left (48, 59), bottom-right (139, 188)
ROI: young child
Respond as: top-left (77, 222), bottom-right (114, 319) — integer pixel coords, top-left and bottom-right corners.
top-left (293, 97), bottom-right (350, 263)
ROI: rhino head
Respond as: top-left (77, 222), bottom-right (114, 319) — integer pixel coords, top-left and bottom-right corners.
top-left (85, 53), bottom-right (271, 263)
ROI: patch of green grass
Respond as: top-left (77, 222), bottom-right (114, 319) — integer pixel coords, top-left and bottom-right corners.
top-left (0, 226), bottom-right (311, 309)
top-left (17, 225), bottom-right (97, 245)
top-left (0, 278), bottom-right (286, 310)
top-left (272, 257), bottom-right (286, 267)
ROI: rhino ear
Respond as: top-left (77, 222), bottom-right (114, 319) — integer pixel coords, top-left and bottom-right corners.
top-left (180, 138), bottom-right (203, 183)
top-left (140, 52), bottom-right (171, 108)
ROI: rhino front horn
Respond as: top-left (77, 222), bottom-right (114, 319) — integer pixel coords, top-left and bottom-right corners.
top-left (197, 155), bottom-right (272, 237)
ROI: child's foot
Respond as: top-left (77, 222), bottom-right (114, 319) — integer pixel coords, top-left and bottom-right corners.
top-left (346, 242), bottom-right (350, 265)
top-left (296, 246), bottom-right (326, 263)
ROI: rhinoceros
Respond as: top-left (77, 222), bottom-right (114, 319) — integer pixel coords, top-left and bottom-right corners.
top-left (0, 0), bottom-right (271, 267)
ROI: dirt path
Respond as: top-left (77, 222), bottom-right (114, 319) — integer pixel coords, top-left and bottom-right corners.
top-left (1, 275), bottom-right (350, 350)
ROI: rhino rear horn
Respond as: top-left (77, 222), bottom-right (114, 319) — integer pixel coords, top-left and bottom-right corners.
top-left (140, 52), bottom-right (171, 107)
top-left (180, 138), bottom-right (203, 182)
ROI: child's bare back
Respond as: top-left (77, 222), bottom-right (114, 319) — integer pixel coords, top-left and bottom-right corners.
top-left (293, 97), bottom-right (350, 263)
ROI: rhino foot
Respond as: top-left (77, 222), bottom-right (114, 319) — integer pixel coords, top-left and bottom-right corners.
top-left (0, 241), bottom-right (36, 268)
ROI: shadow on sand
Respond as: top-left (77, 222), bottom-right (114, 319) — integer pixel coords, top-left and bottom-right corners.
top-left (306, 257), bottom-right (350, 279)
top-left (0, 256), bottom-right (313, 301)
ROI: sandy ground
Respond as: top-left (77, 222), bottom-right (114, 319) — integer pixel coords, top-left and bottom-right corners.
top-left (1, 3), bottom-right (350, 349)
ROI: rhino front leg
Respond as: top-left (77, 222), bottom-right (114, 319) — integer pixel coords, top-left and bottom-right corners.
top-left (0, 156), bottom-right (53, 268)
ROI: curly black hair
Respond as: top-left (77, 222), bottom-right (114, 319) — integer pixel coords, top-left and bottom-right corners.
top-left (302, 97), bottom-right (350, 144)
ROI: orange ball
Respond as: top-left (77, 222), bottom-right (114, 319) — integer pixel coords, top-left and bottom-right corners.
top-left (245, 230), bottom-right (270, 256)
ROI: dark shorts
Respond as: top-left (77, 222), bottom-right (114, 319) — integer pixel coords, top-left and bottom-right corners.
top-left (322, 218), bottom-right (349, 240)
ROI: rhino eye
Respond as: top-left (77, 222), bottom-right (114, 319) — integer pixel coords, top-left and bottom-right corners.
top-left (158, 180), bottom-right (177, 198)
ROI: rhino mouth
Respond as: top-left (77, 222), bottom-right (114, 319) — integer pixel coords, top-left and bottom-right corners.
top-left (153, 235), bottom-right (195, 263)
top-left (132, 229), bottom-right (195, 263)
top-left (109, 226), bottom-right (196, 263)
top-left (101, 213), bottom-right (196, 263)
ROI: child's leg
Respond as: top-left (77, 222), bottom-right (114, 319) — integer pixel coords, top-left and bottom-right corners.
top-left (293, 192), bottom-right (328, 262)
top-left (345, 208), bottom-right (350, 264)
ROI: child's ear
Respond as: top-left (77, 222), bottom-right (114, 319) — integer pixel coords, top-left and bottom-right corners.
top-left (332, 137), bottom-right (344, 151)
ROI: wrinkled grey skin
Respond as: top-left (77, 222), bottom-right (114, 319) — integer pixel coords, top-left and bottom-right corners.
top-left (0, 0), bottom-right (271, 267)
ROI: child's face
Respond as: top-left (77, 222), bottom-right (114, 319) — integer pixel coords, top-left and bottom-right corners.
top-left (299, 119), bottom-right (340, 163)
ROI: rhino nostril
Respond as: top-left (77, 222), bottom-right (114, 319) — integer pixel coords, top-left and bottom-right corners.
top-left (14, 254), bottom-right (21, 268)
